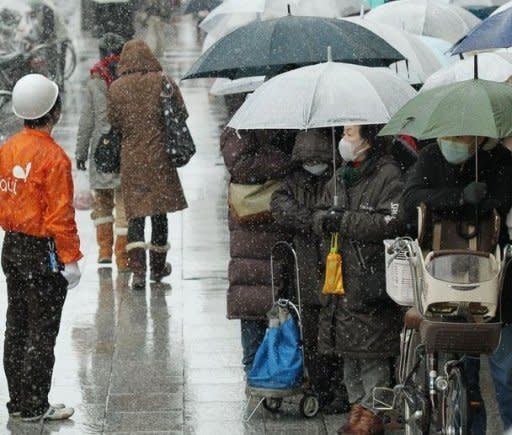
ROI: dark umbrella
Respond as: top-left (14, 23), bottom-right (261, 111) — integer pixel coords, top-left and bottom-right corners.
top-left (182, 0), bottom-right (223, 15)
top-left (182, 15), bottom-right (405, 80)
top-left (451, 7), bottom-right (512, 54)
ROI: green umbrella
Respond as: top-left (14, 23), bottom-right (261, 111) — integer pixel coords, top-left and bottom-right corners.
top-left (379, 79), bottom-right (512, 139)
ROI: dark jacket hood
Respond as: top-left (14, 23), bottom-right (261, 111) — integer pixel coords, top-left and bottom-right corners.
top-left (292, 130), bottom-right (332, 164)
top-left (117, 40), bottom-right (162, 76)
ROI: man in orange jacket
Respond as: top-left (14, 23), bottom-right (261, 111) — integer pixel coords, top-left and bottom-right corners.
top-left (0, 74), bottom-right (82, 422)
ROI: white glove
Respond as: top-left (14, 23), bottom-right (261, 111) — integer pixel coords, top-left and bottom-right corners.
top-left (61, 262), bottom-right (81, 289)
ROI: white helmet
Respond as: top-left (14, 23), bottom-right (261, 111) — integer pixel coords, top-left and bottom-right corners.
top-left (12, 74), bottom-right (59, 120)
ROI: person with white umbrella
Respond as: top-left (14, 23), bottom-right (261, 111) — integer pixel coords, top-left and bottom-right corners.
top-left (314, 124), bottom-right (405, 434)
top-left (271, 129), bottom-right (350, 414)
top-left (227, 58), bottom-right (416, 429)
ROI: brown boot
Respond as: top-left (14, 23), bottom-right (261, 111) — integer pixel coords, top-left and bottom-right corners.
top-left (338, 404), bottom-right (365, 434)
top-left (127, 243), bottom-right (147, 290)
top-left (148, 243), bottom-right (172, 282)
top-left (115, 235), bottom-right (129, 271)
top-left (343, 407), bottom-right (384, 435)
top-left (96, 222), bottom-right (114, 263)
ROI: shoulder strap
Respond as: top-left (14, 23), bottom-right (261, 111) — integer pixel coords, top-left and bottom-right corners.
top-left (161, 73), bottom-right (174, 98)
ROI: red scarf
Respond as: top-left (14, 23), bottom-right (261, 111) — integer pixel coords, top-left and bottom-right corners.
top-left (90, 55), bottom-right (120, 87)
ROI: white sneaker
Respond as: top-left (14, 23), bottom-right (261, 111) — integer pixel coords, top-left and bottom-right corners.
top-left (22, 405), bottom-right (74, 422)
top-left (10, 403), bottom-right (66, 419)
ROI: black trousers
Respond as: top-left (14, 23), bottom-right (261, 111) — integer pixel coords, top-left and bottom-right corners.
top-left (1, 232), bottom-right (67, 417)
top-left (127, 214), bottom-right (168, 246)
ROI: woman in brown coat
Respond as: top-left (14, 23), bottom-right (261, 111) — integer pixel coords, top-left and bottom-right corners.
top-left (108, 40), bottom-right (188, 290)
top-left (222, 127), bottom-right (294, 372)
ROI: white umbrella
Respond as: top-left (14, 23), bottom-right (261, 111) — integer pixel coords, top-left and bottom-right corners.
top-left (366, 0), bottom-right (481, 43)
top-left (344, 16), bottom-right (442, 84)
top-left (417, 35), bottom-right (459, 66)
top-left (491, 0), bottom-right (512, 14)
top-left (228, 60), bottom-right (417, 130)
top-left (92, 0), bottom-right (131, 3)
top-left (447, 0), bottom-right (508, 7)
top-left (200, 0), bottom-right (369, 36)
top-left (421, 52), bottom-right (512, 90)
top-left (210, 76), bottom-right (266, 96)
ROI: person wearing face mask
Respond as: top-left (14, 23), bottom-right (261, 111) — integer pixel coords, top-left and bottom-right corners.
top-left (270, 129), bottom-right (349, 414)
top-left (403, 135), bottom-right (512, 434)
top-left (403, 135), bottom-right (512, 223)
top-left (0, 74), bottom-right (82, 422)
top-left (313, 124), bottom-right (404, 434)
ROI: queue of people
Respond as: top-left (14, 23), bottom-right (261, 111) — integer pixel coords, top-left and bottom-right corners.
top-left (223, 101), bottom-right (512, 433)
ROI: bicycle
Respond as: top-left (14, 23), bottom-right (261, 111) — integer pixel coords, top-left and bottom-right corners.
top-left (0, 38), bottom-right (76, 109)
top-left (27, 38), bottom-right (77, 90)
top-left (374, 208), bottom-right (507, 435)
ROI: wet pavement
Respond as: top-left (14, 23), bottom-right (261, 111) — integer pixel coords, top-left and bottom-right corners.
top-left (0, 5), bottom-right (504, 435)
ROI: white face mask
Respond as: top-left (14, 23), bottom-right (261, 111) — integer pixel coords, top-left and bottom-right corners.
top-left (303, 163), bottom-right (328, 175)
top-left (338, 138), bottom-right (368, 162)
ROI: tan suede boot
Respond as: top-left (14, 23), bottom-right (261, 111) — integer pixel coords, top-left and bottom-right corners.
top-left (115, 235), bottom-right (129, 271)
top-left (96, 222), bottom-right (114, 263)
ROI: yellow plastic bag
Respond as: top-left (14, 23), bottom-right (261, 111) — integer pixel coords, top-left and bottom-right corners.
top-left (322, 233), bottom-right (345, 295)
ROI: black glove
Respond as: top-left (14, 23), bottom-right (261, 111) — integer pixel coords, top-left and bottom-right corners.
top-left (76, 159), bottom-right (86, 171)
top-left (322, 207), bottom-right (344, 234)
top-left (463, 182), bottom-right (487, 205)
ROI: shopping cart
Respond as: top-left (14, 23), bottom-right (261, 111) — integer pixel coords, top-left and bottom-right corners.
top-left (245, 241), bottom-right (320, 421)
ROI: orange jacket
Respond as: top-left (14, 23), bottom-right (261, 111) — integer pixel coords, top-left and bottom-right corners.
top-left (0, 128), bottom-right (82, 264)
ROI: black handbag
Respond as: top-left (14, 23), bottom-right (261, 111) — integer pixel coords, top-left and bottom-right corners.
top-left (94, 129), bottom-right (121, 173)
top-left (161, 76), bottom-right (196, 168)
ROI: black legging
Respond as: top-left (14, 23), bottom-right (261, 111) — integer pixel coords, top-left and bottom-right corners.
top-left (127, 214), bottom-right (168, 246)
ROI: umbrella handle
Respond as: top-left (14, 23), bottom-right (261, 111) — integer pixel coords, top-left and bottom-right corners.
top-left (332, 126), bottom-right (338, 207)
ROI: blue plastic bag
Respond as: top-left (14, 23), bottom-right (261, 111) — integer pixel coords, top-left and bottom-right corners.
top-left (248, 317), bottom-right (303, 390)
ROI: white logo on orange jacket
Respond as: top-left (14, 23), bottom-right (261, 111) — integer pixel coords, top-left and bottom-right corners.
top-left (0, 162), bottom-right (31, 195)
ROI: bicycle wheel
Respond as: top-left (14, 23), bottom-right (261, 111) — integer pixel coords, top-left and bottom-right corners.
top-left (0, 90), bottom-right (11, 110)
top-left (61, 40), bottom-right (77, 81)
top-left (402, 330), bottom-right (430, 435)
top-left (0, 71), bottom-right (11, 110)
top-left (444, 366), bottom-right (469, 435)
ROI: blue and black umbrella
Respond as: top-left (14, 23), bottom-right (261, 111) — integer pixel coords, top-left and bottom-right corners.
top-left (451, 7), bottom-right (512, 54)
top-left (182, 15), bottom-right (405, 80)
